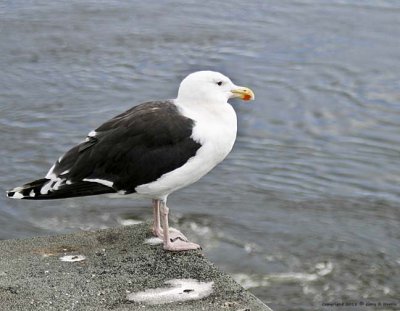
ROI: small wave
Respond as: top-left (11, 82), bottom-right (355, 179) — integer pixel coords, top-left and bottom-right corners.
top-left (232, 261), bottom-right (333, 289)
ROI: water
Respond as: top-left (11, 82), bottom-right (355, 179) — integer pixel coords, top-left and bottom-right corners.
top-left (1, 1), bottom-right (399, 310)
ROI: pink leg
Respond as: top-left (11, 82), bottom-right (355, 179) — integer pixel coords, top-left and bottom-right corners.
top-left (152, 199), bottom-right (189, 242)
top-left (160, 200), bottom-right (201, 251)
top-left (152, 199), bottom-right (163, 237)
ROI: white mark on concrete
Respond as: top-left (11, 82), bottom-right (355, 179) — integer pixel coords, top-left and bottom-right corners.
top-left (118, 219), bottom-right (142, 226)
top-left (144, 237), bottom-right (163, 245)
top-left (126, 279), bottom-right (214, 305)
top-left (60, 255), bottom-right (86, 262)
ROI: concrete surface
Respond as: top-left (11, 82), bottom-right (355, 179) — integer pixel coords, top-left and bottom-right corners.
top-left (0, 222), bottom-right (272, 310)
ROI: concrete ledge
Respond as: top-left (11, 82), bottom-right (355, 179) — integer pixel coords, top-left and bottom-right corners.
top-left (0, 222), bottom-right (272, 310)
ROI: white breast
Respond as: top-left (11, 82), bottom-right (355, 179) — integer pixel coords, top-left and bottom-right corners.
top-left (135, 101), bottom-right (237, 200)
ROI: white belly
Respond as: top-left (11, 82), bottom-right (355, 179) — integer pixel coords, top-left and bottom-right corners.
top-left (135, 102), bottom-right (237, 200)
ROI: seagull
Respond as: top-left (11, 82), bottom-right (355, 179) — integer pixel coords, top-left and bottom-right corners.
top-left (7, 71), bottom-right (255, 251)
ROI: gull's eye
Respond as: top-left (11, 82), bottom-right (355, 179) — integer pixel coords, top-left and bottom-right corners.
top-left (216, 81), bottom-right (223, 86)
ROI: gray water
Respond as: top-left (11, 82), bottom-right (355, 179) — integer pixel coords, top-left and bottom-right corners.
top-left (1, 1), bottom-right (399, 310)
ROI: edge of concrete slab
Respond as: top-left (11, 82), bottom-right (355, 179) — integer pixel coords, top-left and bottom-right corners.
top-left (0, 222), bottom-right (272, 310)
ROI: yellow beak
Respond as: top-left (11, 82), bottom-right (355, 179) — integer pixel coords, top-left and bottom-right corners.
top-left (231, 86), bottom-right (255, 101)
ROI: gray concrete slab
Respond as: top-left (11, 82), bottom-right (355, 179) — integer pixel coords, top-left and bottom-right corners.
top-left (0, 223), bottom-right (271, 310)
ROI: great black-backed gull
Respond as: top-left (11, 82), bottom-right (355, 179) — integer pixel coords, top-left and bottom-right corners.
top-left (7, 71), bottom-right (254, 251)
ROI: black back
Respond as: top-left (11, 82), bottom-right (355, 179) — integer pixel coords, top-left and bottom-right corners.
top-left (49, 101), bottom-right (202, 194)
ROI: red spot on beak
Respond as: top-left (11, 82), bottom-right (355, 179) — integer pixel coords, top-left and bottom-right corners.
top-left (243, 94), bottom-right (252, 101)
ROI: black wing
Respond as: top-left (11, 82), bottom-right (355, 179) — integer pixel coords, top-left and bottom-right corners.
top-left (46, 100), bottom-right (201, 196)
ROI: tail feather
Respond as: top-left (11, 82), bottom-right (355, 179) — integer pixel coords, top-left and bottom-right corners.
top-left (7, 178), bottom-right (115, 200)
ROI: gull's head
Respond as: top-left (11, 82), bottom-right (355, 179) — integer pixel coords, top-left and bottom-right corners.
top-left (177, 71), bottom-right (255, 104)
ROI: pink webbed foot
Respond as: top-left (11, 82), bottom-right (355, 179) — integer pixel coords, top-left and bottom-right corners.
top-left (152, 225), bottom-right (189, 242)
top-left (153, 227), bottom-right (191, 243)
top-left (167, 227), bottom-right (189, 242)
top-left (163, 239), bottom-right (201, 251)
top-left (158, 200), bottom-right (201, 252)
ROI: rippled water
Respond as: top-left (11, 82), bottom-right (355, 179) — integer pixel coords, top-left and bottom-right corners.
top-left (1, 1), bottom-right (399, 310)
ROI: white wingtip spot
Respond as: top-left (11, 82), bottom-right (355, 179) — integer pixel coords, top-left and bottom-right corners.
top-left (88, 130), bottom-right (97, 137)
top-left (29, 190), bottom-right (35, 197)
top-left (83, 178), bottom-right (113, 188)
top-left (52, 178), bottom-right (64, 191)
top-left (45, 163), bottom-right (56, 179)
top-left (11, 192), bottom-right (24, 199)
top-left (40, 181), bottom-right (53, 195)
top-left (126, 279), bottom-right (214, 305)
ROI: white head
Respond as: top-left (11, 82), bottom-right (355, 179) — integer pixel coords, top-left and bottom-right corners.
top-left (176, 71), bottom-right (254, 104)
